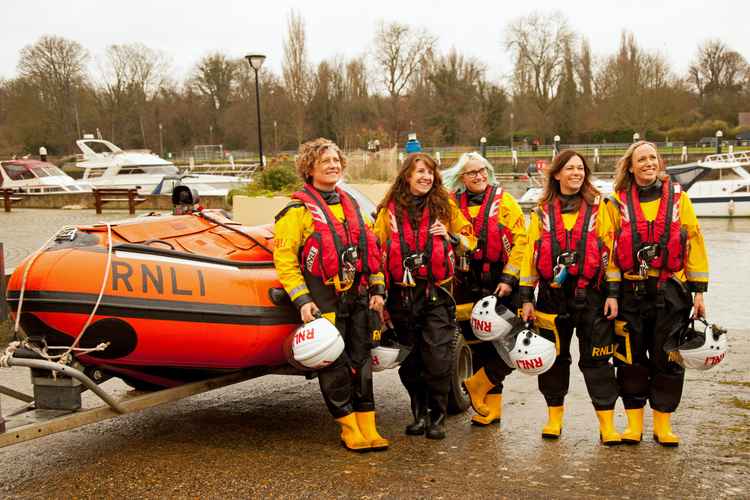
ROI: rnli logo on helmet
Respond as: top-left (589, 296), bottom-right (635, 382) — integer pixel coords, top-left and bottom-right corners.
top-left (704, 353), bottom-right (725, 366)
top-left (471, 318), bottom-right (492, 333)
top-left (516, 357), bottom-right (543, 370)
top-left (372, 355), bottom-right (381, 366)
top-left (294, 327), bottom-right (315, 345)
top-left (306, 247), bottom-right (318, 272)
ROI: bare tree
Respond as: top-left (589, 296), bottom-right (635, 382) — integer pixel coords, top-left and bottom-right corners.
top-left (282, 10), bottom-right (312, 145)
top-left (504, 12), bottom-right (574, 137)
top-left (594, 32), bottom-right (675, 134)
top-left (373, 21), bottom-right (436, 143)
top-left (688, 39), bottom-right (749, 98)
top-left (189, 52), bottom-right (239, 142)
top-left (98, 43), bottom-right (170, 146)
top-left (18, 35), bottom-right (89, 146)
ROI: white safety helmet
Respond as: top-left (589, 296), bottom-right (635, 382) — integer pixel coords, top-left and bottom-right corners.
top-left (371, 328), bottom-right (411, 372)
top-left (676, 319), bottom-right (728, 370)
top-left (508, 324), bottom-right (557, 376)
top-left (470, 295), bottom-right (521, 342)
top-left (283, 318), bottom-right (345, 370)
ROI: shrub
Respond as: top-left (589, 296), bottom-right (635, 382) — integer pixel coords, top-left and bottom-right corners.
top-left (228, 164), bottom-right (302, 204)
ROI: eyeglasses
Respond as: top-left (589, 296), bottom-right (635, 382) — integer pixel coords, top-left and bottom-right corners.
top-left (463, 168), bottom-right (488, 179)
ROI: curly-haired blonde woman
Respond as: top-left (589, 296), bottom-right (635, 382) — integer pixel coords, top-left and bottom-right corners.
top-left (274, 138), bottom-right (387, 452)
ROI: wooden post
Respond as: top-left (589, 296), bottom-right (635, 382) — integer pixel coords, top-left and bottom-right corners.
top-left (0, 242), bottom-right (6, 322)
top-left (94, 189), bottom-right (103, 214)
top-left (128, 189), bottom-right (136, 215)
top-left (3, 190), bottom-right (11, 212)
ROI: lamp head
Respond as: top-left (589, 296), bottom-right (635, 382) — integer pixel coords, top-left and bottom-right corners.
top-left (245, 54), bottom-right (266, 70)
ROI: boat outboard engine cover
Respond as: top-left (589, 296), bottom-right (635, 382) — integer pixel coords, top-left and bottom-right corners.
top-left (507, 323), bottom-right (557, 375)
top-left (283, 318), bottom-right (345, 370)
top-left (470, 295), bottom-right (522, 341)
top-left (172, 185), bottom-right (200, 214)
top-left (667, 318), bottom-right (728, 370)
top-left (371, 327), bottom-right (411, 372)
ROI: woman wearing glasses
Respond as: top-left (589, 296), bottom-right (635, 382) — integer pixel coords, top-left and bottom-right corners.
top-left (443, 152), bottom-right (528, 426)
top-left (519, 149), bottom-right (621, 445)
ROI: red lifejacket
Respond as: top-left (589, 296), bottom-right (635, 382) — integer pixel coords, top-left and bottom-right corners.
top-left (292, 184), bottom-right (382, 290)
top-left (455, 186), bottom-right (513, 266)
top-left (535, 197), bottom-right (604, 289)
top-left (614, 179), bottom-right (686, 280)
top-left (385, 200), bottom-right (455, 285)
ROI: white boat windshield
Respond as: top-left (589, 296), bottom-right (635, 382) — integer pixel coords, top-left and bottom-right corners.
top-left (30, 164), bottom-right (66, 178)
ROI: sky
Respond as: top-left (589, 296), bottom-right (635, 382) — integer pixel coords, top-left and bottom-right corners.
top-left (2, 0), bottom-right (749, 85)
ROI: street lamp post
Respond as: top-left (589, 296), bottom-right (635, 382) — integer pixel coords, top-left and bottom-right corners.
top-left (480, 137), bottom-right (487, 158)
top-left (716, 130), bottom-right (723, 155)
top-left (209, 124), bottom-right (214, 145)
top-left (158, 123), bottom-right (164, 158)
top-left (273, 120), bottom-right (278, 153)
top-left (554, 135), bottom-right (561, 154)
top-left (633, 132), bottom-right (640, 143)
top-left (245, 53), bottom-right (266, 167)
top-left (509, 112), bottom-right (514, 149)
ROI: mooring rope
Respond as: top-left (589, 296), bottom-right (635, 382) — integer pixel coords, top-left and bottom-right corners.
top-left (9, 224), bottom-right (113, 367)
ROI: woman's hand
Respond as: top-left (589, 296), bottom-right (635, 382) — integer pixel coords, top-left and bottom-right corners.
top-left (603, 297), bottom-right (618, 320)
top-left (300, 302), bottom-right (320, 323)
top-left (429, 220), bottom-right (448, 239)
top-left (521, 302), bottom-right (535, 322)
top-left (692, 292), bottom-right (706, 319)
top-left (369, 294), bottom-right (385, 322)
top-left (494, 282), bottom-right (512, 297)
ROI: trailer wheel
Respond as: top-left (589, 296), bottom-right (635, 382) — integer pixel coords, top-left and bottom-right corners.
top-left (447, 327), bottom-right (472, 414)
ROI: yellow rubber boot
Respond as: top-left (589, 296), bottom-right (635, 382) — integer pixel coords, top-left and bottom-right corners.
top-left (596, 410), bottom-right (622, 446)
top-left (471, 394), bottom-right (502, 426)
top-left (355, 411), bottom-right (389, 450)
top-left (542, 406), bottom-right (564, 439)
top-left (653, 410), bottom-right (679, 447)
top-left (335, 413), bottom-right (371, 452)
top-left (621, 408), bottom-right (644, 444)
top-left (462, 368), bottom-right (495, 417)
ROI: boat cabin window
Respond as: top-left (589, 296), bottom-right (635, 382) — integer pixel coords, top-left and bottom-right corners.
top-left (733, 185), bottom-right (750, 193)
top-left (701, 168), bottom-right (744, 181)
top-left (120, 167), bottom-right (148, 175)
top-left (3, 164), bottom-right (36, 181)
top-left (84, 141), bottom-right (118, 154)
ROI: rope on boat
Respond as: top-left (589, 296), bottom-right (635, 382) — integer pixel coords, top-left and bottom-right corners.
top-left (13, 228), bottom-right (64, 335)
top-left (11, 224), bottom-right (113, 368)
top-left (199, 210), bottom-right (274, 256)
top-left (58, 223), bottom-right (114, 365)
top-left (0, 341), bottom-right (19, 368)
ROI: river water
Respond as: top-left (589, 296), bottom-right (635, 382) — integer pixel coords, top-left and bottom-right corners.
top-left (0, 209), bottom-right (748, 329)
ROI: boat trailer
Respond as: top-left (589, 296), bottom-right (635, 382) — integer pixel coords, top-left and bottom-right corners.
top-left (0, 354), bottom-right (299, 449)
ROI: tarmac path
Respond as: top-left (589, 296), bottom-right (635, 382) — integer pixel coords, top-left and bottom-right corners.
top-left (0, 335), bottom-right (747, 499)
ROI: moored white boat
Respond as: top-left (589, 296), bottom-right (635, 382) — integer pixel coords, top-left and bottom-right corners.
top-left (74, 138), bottom-right (247, 196)
top-left (667, 152), bottom-right (750, 217)
top-left (0, 159), bottom-right (92, 193)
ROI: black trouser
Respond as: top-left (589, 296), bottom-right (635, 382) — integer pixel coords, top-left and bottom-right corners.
top-left (316, 290), bottom-right (376, 418)
top-left (388, 281), bottom-right (456, 415)
top-left (536, 283), bottom-right (619, 411)
top-left (615, 278), bottom-right (691, 413)
top-left (456, 263), bottom-right (518, 395)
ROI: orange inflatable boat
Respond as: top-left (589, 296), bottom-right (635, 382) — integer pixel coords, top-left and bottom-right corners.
top-left (5, 209), bottom-right (302, 389)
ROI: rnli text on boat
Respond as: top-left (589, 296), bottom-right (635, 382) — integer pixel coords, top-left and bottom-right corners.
top-left (110, 261), bottom-right (206, 296)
